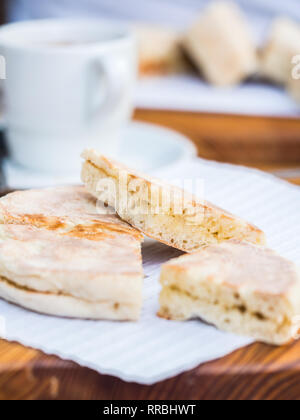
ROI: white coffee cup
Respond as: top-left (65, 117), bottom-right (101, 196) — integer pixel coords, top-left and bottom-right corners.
top-left (0, 19), bottom-right (137, 173)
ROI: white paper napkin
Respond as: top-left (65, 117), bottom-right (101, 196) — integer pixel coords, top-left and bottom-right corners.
top-left (0, 158), bottom-right (299, 385)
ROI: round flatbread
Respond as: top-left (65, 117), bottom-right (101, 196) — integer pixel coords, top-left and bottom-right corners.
top-left (0, 187), bottom-right (144, 320)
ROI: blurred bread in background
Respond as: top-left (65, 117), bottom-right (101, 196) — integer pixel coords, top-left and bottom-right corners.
top-left (182, 1), bottom-right (258, 86)
top-left (133, 0), bottom-right (300, 108)
top-left (260, 18), bottom-right (300, 85)
top-left (133, 23), bottom-right (189, 76)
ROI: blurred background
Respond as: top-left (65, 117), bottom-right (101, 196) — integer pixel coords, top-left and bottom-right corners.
top-left (5, 0), bottom-right (300, 30)
top-left (0, 0), bottom-right (299, 188)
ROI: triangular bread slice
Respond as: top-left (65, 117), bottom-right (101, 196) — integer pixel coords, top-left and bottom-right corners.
top-left (260, 18), bottom-right (300, 85)
top-left (81, 150), bottom-right (265, 253)
top-left (182, 1), bottom-right (258, 86)
top-left (0, 186), bottom-right (144, 320)
top-left (158, 241), bottom-right (300, 345)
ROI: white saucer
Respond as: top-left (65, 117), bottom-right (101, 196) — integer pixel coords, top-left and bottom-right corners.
top-left (3, 121), bottom-right (197, 190)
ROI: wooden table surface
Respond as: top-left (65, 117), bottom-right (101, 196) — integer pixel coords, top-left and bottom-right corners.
top-left (0, 109), bottom-right (299, 400)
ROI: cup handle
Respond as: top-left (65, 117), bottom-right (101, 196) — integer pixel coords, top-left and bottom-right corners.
top-left (87, 56), bottom-right (129, 121)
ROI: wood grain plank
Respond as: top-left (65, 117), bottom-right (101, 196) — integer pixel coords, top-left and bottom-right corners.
top-left (0, 339), bottom-right (300, 400)
top-left (134, 110), bottom-right (300, 165)
top-left (289, 178), bottom-right (300, 186)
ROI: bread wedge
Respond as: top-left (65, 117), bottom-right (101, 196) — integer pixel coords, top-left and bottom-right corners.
top-left (133, 23), bottom-right (188, 76)
top-left (183, 1), bottom-right (258, 86)
top-left (81, 150), bottom-right (265, 253)
top-left (260, 18), bottom-right (300, 85)
top-left (158, 241), bottom-right (300, 345)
